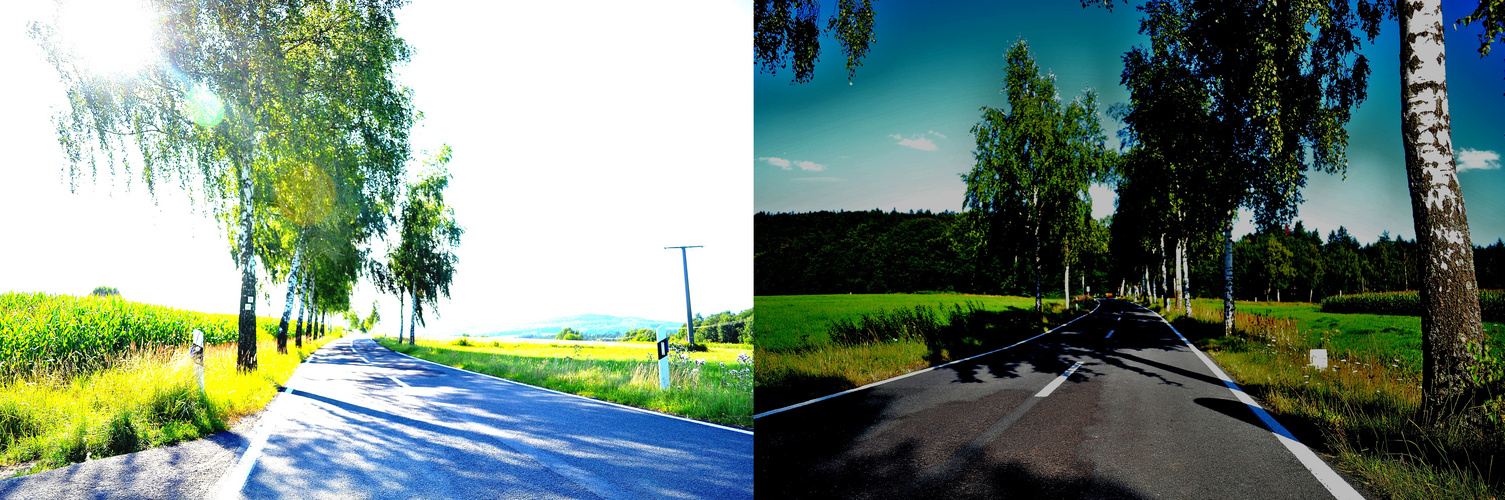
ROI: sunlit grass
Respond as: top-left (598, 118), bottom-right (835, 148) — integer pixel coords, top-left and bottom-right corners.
top-left (0, 334), bottom-right (339, 476)
top-left (377, 338), bottom-right (753, 429)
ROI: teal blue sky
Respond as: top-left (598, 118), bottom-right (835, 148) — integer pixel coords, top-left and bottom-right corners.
top-left (755, 0), bottom-right (1505, 246)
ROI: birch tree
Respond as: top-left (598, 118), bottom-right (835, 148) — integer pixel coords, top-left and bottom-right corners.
top-left (30, 0), bottom-right (414, 371)
top-left (964, 40), bottom-right (1108, 313)
top-left (754, 0), bottom-right (878, 84)
top-left (390, 147), bottom-right (463, 344)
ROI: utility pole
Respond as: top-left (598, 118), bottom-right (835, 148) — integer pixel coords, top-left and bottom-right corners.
top-left (665, 246), bottom-right (703, 345)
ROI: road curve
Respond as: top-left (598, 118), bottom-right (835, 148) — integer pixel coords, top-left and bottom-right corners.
top-left (755, 299), bottom-right (1367, 499)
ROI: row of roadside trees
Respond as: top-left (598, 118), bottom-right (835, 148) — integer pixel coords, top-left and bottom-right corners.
top-left (31, 0), bottom-right (461, 371)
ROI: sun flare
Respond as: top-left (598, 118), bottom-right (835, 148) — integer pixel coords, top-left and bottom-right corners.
top-left (57, 0), bottom-right (159, 75)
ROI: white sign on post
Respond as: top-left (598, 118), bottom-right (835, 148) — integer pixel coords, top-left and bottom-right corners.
top-left (192, 329), bottom-right (205, 392)
top-left (657, 329), bottom-right (670, 390)
top-left (1309, 349), bottom-right (1328, 370)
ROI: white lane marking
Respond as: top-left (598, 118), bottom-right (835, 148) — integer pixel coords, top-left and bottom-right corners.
top-left (754, 300), bottom-right (1105, 419)
top-left (1149, 307), bottom-right (1364, 500)
top-left (349, 341), bottom-right (371, 364)
top-left (368, 338), bottom-right (754, 436)
top-left (1034, 361), bottom-right (1083, 398)
top-left (210, 388), bottom-right (292, 500)
top-left (1105, 329), bottom-right (1115, 339)
top-left (388, 375), bottom-right (410, 388)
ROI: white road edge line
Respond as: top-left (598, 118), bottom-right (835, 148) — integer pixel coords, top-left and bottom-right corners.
top-left (754, 300), bottom-right (1104, 419)
top-left (1034, 361), bottom-right (1083, 398)
top-left (209, 387), bottom-right (294, 500)
top-left (1151, 307), bottom-right (1363, 500)
top-left (360, 337), bottom-right (754, 436)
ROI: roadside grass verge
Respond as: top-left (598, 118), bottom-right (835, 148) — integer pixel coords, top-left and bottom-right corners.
top-left (754, 294), bottom-right (1084, 413)
top-left (0, 333), bottom-right (340, 477)
top-left (376, 338), bottom-right (754, 429)
top-left (1161, 298), bottom-right (1505, 499)
top-left (754, 293), bottom-right (1067, 351)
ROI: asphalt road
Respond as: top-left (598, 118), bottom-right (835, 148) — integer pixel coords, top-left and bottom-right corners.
top-left (0, 335), bottom-right (752, 499)
top-left (755, 299), bottom-right (1367, 499)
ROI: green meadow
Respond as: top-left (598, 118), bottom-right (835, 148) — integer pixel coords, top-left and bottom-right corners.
top-left (378, 338), bottom-right (754, 429)
top-left (755, 293), bottom-right (1068, 351)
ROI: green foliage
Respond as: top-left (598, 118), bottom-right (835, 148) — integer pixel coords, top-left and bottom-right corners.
top-left (390, 146), bottom-right (463, 333)
top-left (623, 328), bottom-right (660, 342)
top-left (554, 328), bottom-right (583, 341)
top-left (754, 293), bottom-right (1064, 352)
top-left (754, 0), bottom-right (877, 84)
top-left (0, 292), bottom-right (281, 380)
top-left (964, 40), bottom-right (1108, 311)
top-left (89, 287), bottom-right (120, 298)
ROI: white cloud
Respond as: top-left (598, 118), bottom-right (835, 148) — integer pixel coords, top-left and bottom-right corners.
top-left (792, 177), bottom-right (841, 182)
top-left (1456, 148), bottom-right (1501, 172)
top-left (795, 160), bottom-right (825, 172)
top-left (927, 130), bottom-right (947, 139)
top-left (889, 133), bottom-right (938, 151)
top-left (758, 156), bottom-right (792, 170)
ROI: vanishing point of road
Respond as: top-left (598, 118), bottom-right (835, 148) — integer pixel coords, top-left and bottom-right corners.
top-left (755, 298), bottom-right (1368, 499)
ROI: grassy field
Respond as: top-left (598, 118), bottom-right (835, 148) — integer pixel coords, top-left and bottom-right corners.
top-left (0, 332), bottom-right (340, 476)
top-left (755, 293), bottom-right (1069, 351)
top-left (377, 338), bottom-right (754, 429)
top-left (1160, 298), bottom-right (1505, 499)
top-left (754, 293), bottom-right (1084, 413)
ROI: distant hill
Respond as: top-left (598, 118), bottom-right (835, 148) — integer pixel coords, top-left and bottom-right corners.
top-left (479, 314), bottom-right (683, 340)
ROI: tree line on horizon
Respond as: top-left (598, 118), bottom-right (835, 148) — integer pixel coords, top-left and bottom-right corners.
top-left (755, 210), bottom-right (1505, 300)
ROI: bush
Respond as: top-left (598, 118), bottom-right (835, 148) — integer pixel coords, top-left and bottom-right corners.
top-left (1321, 290), bottom-right (1503, 322)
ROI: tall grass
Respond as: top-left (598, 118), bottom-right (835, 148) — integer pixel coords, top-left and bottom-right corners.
top-left (0, 292), bottom-right (281, 379)
top-left (0, 333), bottom-right (339, 476)
top-left (1171, 298), bottom-right (1505, 499)
top-left (755, 297), bottom-right (1079, 413)
top-left (378, 338), bottom-right (754, 429)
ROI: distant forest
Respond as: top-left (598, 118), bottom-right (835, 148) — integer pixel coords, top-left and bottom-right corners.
top-left (755, 210), bottom-right (1505, 302)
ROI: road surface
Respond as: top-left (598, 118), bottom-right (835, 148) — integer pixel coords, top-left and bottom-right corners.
top-left (0, 335), bottom-right (753, 499)
top-left (755, 299), bottom-right (1367, 499)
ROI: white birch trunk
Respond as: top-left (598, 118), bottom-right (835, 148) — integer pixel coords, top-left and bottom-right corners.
top-left (1223, 216), bottom-right (1236, 336)
top-left (1399, 0), bottom-right (1486, 422)
top-left (275, 239), bottom-right (304, 354)
top-left (235, 154), bottom-right (257, 371)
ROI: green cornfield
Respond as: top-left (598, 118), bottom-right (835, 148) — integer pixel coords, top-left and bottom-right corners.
top-left (0, 292), bottom-right (281, 380)
top-left (1320, 289), bottom-right (1504, 322)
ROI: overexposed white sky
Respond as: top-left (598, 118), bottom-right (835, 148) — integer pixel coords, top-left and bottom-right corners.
top-left (0, 1), bottom-right (752, 336)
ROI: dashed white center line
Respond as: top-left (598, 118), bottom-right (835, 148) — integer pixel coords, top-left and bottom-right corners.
top-left (1105, 329), bottom-right (1115, 339)
top-left (1034, 361), bottom-right (1083, 398)
top-left (388, 375), bottom-right (410, 388)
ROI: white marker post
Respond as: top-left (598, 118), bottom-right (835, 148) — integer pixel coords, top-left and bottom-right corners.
top-left (192, 329), bottom-right (205, 393)
top-left (1309, 349), bottom-right (1328, 370)
top-left (657, 329), bottom-right (670, 390)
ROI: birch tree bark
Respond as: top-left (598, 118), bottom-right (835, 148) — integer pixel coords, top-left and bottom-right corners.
top-left (1223, 216), bottom-right (1236, 336)
top-left (275, 238), bottom-right (304, 354)
top-left (1399, 0), bottom-right (1485, 423)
